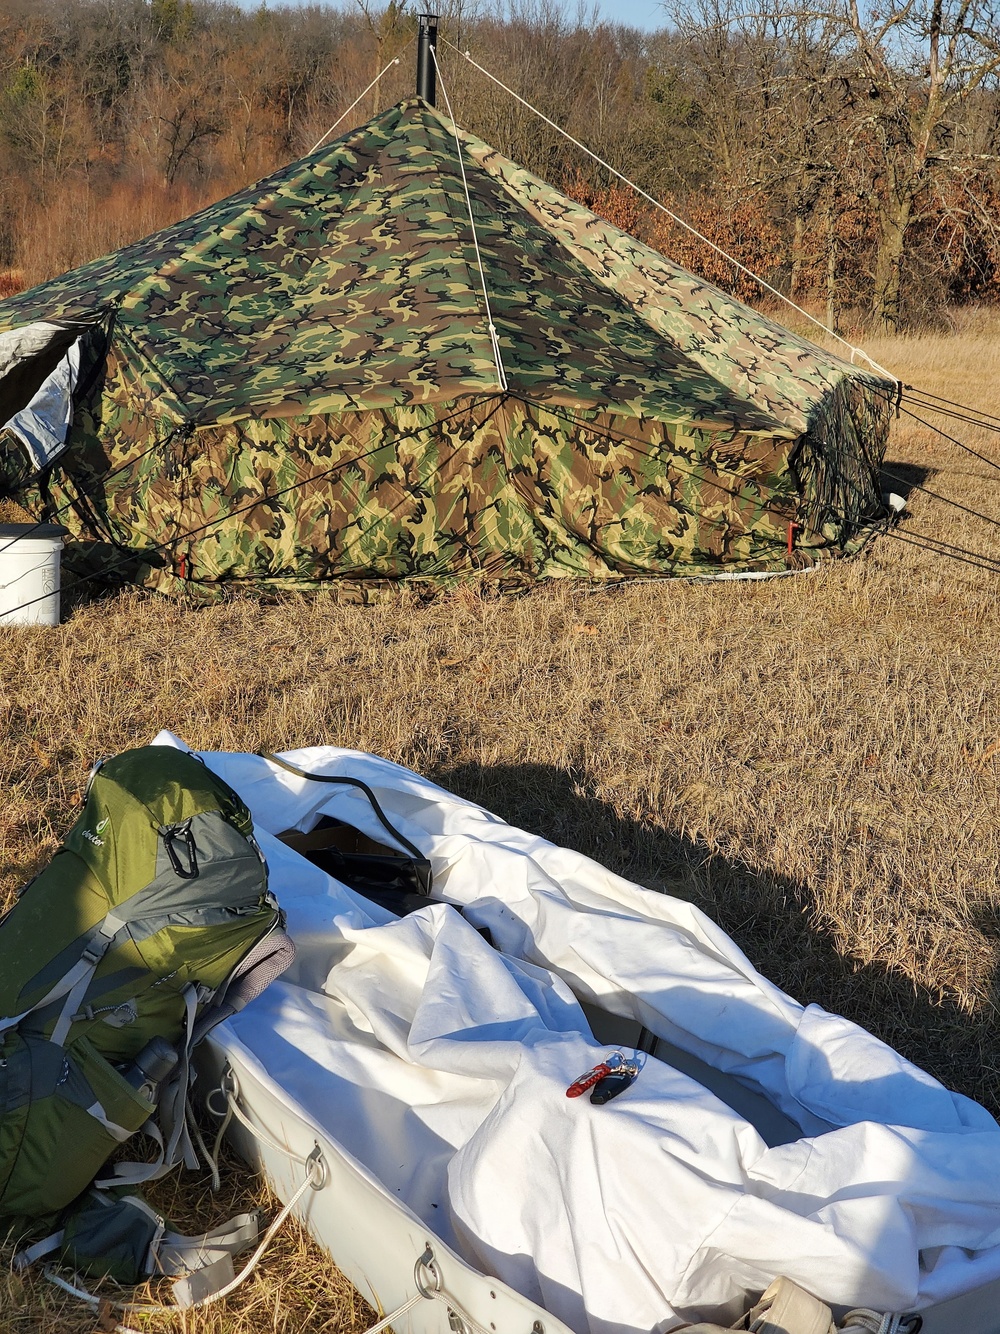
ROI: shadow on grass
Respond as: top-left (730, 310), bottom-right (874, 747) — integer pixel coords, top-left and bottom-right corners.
top-left (880, 460), bottom-right (935, 501)
top-left (435, 759), bottom-right (1000, 1118)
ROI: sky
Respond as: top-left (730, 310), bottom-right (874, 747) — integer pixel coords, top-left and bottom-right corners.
top-left (556, 0), bottom-right (666, 29)
top-left (589, 0), bottom-right (664, 29)
top-left (242, 0), bottom-right (668, 35)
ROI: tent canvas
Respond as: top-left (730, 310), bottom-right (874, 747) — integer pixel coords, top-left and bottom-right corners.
top-left (0, 99), bottom-right (893, 596)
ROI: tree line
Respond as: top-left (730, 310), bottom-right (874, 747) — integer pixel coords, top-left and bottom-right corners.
top-left (3, 0), bottom-right (1000, 332)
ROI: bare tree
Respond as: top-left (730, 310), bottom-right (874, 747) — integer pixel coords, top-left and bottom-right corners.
top-left (838, 0), bottom-right (1000, 329)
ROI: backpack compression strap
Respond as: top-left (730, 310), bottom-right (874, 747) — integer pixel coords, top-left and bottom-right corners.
top-left (0, 913), bottom-right (126, 1045)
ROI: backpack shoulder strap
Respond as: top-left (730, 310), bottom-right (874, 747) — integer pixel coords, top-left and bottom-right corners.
top-left (190, 926), bottom-right (296, 1048)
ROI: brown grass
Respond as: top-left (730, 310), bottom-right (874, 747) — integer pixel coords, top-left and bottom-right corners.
top-left (2, 318), bottom-right (1000, 1329)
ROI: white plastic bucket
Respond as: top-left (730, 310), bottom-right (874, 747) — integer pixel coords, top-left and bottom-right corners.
top-left (0, 523), bottom-right (67, 626)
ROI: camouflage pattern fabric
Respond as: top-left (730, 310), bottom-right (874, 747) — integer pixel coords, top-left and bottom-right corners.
top-left (0, 97), bottom-right (892, 595)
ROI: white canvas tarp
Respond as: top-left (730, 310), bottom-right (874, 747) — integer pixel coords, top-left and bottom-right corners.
top-left (156, 735), bottom-right (1000, 1332)
top-left (0, 320), bottom-right (81, 468)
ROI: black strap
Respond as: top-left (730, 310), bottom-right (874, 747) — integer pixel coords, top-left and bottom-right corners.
top-left (259, 753), bottom-right (432, 895)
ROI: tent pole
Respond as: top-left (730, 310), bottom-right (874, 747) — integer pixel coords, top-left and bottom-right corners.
top-left (417, 13), bottom-right (439, 106)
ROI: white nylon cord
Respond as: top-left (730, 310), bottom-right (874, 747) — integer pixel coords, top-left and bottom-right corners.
top-left (171, 1161), bottom-right (321, 1309)
top-left (309, 53), bottom-right (407, 154)
top-left (446, 39), bottom-right (897, 384)
top-left (208, 1088), bottom-right (234, 1190)
top-left (366, 1292), bottom-right (425, 1334)
top-left (187, 1096), bottom-right (222, 1192)
top-left (217, 1069), bottom-right (315, 1169)
top-left (429, 43), bottom-right (509, 393)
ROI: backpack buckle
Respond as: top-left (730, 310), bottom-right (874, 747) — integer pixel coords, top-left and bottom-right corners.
top-left (81, 940), bottom-right (108, 966)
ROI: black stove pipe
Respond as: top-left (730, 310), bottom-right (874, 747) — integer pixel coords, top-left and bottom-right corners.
top-left (417, 13), bottom-right (439, 106)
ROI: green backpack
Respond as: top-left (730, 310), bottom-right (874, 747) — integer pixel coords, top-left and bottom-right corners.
top-left (0, 744), bottom-right (293, 1226)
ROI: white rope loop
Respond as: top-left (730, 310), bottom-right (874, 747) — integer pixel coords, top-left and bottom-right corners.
top-left (428, 43), bottom-right (509, 394)
top-left (213, 1066), bottom-right (315, 1171)
top-left (446, 38), bottom-right (897, 385)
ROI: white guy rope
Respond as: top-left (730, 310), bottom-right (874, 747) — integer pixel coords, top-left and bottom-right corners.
top-left (446, 38), bottom-right (897, 384)
top-left (187, 1099), bottom-right (218, 1188)
top-left (429, 43), bottom-right (509, 393)
top-left (216, 1069), bottom-right (316, 1169)
top-left (309, 52), bottom-right (406, 154)
top-left (364, 1292), bottom-right (426, 1334)
top-left (170, 1159), bottom-right (322, 1309)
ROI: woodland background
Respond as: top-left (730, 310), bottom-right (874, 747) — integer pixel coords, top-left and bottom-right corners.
top-left (4, 0), bottom-right (1000, 332)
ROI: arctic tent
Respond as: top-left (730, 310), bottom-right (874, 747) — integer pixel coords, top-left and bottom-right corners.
top-left (0, 97), bottom-right (893, 598)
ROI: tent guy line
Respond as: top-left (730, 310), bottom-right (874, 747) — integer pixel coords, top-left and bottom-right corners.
top-left (879, 464), bottom-right (1000, 534)
top-left (906, 384), bottom-right (1000, 427)
top-left (445, 36), bottom-right (897, 385)
top-left (308, 52), bottom-right (408, 156)
top-left (430, 44), bottom-right (508, 394)
top-left (899, 398), bottom-right (1000, 456)
top-left (882, 526), bottom-right (1000, 575)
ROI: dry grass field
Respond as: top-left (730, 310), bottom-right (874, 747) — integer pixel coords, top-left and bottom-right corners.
top-left (2, 312), bottom-right (1000, 1329)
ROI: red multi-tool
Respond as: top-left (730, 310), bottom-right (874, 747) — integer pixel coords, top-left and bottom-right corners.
top-left (566, 1050), bottom-right (641, 1103)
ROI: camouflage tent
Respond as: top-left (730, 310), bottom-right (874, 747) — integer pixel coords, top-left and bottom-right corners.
top-left (0, 97), bottom-right (894, 598)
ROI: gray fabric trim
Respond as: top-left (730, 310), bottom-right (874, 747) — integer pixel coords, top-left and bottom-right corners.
top-left (94, 1119), bottom-right (164, 1187)
top-left (13, 1229), bottom-right (64, 1270)
top-left (156, 1210), bottom-right (261, 1276)
top-left (123, 903), bottom-right (269, 945)
top-left (171, 1253), bottom-right (236, 1307)
top-left (53, 1045), bottom-right (98, 1112)
top-left (85, 1100), bottom-right (133, 1143)
top-left (48, 967), bottom-right (148, 1017)
top-left (14, 910), bottom-right (127, 1013)
top-left (50, 915), bottom-right (124, 1045)
top-left (113, 810), bottom-right (268, 943)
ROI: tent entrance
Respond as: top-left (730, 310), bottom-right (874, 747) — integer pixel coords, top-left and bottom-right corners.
top-left (0, 320), bottom-right (88, 470)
